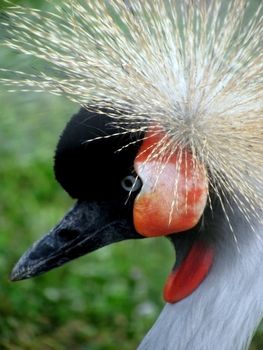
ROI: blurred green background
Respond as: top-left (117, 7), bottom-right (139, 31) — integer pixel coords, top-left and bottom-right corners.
top-left (0, 1), bottom-right (262, 349)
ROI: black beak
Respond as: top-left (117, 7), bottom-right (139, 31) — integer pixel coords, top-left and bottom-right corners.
top-left (11, 200), bottom-right (142, 281)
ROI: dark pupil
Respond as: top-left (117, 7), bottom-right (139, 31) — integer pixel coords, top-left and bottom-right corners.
top-left (121, 175), bottom-right (141, 192)
top-left (124, 178), bottom-right (134, 188)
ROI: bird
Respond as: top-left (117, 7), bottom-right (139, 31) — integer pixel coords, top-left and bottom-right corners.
top-left (1, 1), bottom-right (263, 349)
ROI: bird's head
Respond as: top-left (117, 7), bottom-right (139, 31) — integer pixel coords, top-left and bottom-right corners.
top-left (11, 107), bottom-right (214, 304)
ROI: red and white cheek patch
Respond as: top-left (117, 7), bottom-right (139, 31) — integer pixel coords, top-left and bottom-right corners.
top-left (133, 132), bottom-right (208, 237)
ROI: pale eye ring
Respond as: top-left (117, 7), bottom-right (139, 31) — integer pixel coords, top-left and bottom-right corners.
top-left (121, 175), bottom-right (142, 192)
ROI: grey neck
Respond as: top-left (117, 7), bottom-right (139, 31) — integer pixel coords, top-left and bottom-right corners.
top-left (138, 202), bottom-right (263, 350)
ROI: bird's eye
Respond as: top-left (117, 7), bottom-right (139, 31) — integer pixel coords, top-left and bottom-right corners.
top-left (121, 175), bottom-right (142, 192)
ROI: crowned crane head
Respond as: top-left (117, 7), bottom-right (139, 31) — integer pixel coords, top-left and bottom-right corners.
top-left (1, 0), bottom-right (263, 349)
top-left (10, 107), bottom-right (213, 305)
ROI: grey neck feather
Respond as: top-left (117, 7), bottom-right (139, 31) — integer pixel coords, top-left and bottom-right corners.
top-left (138, 200), bottom-right (263, 350)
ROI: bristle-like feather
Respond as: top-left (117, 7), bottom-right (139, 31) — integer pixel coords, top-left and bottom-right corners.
top-left (0, 0), bottom-right (262, 225)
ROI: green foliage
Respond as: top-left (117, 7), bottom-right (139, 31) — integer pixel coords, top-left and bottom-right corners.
top-left (0, 0), bottom-right (38, 9)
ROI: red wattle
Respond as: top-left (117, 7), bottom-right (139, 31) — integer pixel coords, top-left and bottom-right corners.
top-left (163, 240), bottom-right (214, 303)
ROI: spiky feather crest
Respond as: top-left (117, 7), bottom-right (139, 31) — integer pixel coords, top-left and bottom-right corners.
top-left (0, 0), bottom-right (262, 227)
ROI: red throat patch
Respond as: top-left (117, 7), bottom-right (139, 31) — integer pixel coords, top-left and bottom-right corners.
top-left (164, 240), bottom-right (214, 303)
